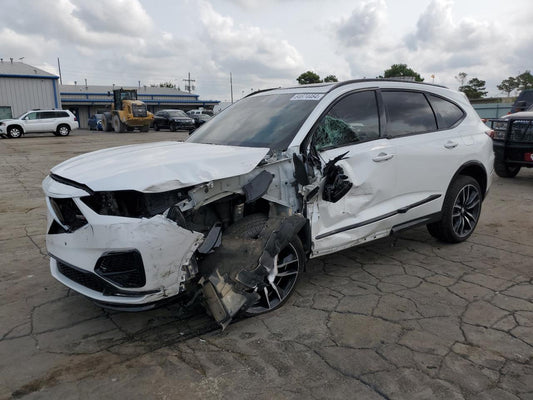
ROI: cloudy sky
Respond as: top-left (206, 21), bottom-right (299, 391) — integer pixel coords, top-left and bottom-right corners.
top-left (1, 0), bottom-right (531, 101)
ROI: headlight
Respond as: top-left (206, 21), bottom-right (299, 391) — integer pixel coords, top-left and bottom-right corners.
top-left (493, 130), bottom-right (506, 140)
top-left (492, 121), bottom-right (508, 131)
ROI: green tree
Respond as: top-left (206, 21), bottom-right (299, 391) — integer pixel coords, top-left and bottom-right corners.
top-left (297, 71), bottom-right (322, 85)
top-left (459, 77), bottom-right (487, 99)
top-left (516, 70), bottom-right (533, 91)
top-left (497, 77), bottom-right (519, 97)
top-left (158, 81), bottom-right (177, 88)
top-left (381, 64), bottom-right (424, 82)
top-left (324, 75), bottom-right (338, 82)
top-left (455, 72), bottom-right (468, 88)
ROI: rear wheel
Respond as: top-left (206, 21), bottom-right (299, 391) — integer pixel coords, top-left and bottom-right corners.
top-left (7, 126), bottom-right (22, 138)
top-left (102, 113), bottom-right (113, 132)
top-left (427, 176), bottom-right (482, 243)
top-left (494, 160), bottom-right (520, 178)
top-left (225, 214), bottom-right (305, 315)
top-left (56, 124), bottom-right (71, 136)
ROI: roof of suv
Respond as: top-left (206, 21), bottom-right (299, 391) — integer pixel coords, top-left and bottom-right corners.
top-left (248, 79), bottom-right (448, 97)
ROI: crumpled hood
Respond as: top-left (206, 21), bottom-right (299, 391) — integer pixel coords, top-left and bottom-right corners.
top-left (50, 141), bottom-right (269, 192)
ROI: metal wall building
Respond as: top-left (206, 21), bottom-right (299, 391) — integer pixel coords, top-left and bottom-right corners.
top-left (60, 85), bottom-right (220, 129)
top-left (0, 61), bottom-right (60, 119)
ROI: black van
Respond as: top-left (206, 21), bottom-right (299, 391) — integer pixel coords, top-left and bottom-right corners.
top-left (511, 89), bottom-right (533, 113)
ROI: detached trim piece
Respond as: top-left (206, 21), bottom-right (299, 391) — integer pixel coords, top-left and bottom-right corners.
top-left (316, 194), bottom-right (441, 240)
top-left (50, 173), bottom-right (94, 195)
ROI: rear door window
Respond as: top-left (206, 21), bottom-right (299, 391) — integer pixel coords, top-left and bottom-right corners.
top-left (382, 91), bottom-right (437, 137)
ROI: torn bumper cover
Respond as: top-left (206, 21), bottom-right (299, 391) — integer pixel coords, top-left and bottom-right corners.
top-left (46, 197), bottom-right (204, 306)
top-left (199, 215), bottom-right (306, 328)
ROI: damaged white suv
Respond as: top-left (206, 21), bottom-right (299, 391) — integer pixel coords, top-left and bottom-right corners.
top-left (43, 80), bottom-right (494, 327)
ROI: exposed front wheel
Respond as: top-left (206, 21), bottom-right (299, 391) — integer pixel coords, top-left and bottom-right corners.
top-left (7, 126), bottom-right (22, 138)
top-left (224, 214), bottom-right (305, 315)
top-left (494, 160), bottom-right (520, 178)
top-left (427, 176), bottom-right (482, 243)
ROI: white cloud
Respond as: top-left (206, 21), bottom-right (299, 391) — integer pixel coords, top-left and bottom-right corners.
top-left (198, 1), bottom-right (304, 78)
top-left (336, 0), bottom-right (387, 47)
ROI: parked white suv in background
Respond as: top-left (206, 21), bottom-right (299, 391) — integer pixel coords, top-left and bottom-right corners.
top-left (0, 109), bottom-right (79, 138)
top-left (42, 80), bottom-right (494, 328)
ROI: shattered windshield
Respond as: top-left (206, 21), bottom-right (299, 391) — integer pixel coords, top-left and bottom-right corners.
top-left (188, 93), bottom-right (322, 151)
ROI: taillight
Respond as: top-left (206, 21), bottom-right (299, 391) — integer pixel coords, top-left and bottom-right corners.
top-left (74, 117), bottom-right (78, 121)
top-left (485, 130), bottom-right (494, 139)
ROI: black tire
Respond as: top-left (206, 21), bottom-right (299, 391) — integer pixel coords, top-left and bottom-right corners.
top-left (7, 126), bottom-right (22, 138)
top-left (153, 122), bottom-right (160, 131)
top-left (102, 113), bottom-right (113, 132)
top-left (170, 121), bottom-right (177, 132)
top-left (225, 214), bottom-right (305, 316)
top-left (427, 176), bottom-right (482, 243)
top-left (494, 160), bottom-right (520, 178)
top-left (56, 124), bottom-right (71, 136)
top-left (112, 115), bottom-right (126, 133)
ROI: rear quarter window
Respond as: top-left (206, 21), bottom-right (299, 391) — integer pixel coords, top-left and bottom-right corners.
top-left (427, 95), bottom-right (465, 129)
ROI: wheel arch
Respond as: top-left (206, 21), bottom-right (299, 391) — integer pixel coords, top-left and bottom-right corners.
top-left (7, 124), bottom-right (24, 134)
top-left (451, 161), bottom-right (488, 199)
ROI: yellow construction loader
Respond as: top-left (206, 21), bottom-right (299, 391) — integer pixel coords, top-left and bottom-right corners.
top-left (102, 89), bottom-right (153, 133)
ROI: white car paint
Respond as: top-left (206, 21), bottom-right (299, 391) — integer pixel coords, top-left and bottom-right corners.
top-left (50, 142), bottom-right (270, 192)
top-left (43, 80), bottom-right (494, 309)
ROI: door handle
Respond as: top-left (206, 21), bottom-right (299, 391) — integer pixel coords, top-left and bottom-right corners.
top-left (372, 152), bottom-right (394, 162)
top-left (444, 140), bottom-right (459, 149)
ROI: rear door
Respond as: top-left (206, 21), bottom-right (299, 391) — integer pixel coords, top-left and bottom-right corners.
top-left (381, 90), bottom-right (467, 226)
top-left (308, 90), bottom-right (399, 256)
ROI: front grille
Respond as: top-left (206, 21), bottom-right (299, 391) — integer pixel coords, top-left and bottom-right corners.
top-left (95, 251), bottom-right (146, 288)
top-left (132, 104), bottom-right (147, 117)
top-left (57, 260), bottom-right (117, 293)
top-left (509, 120), bottom-right (533, 143)
top-left (49, 197), bottom-right (87, 232)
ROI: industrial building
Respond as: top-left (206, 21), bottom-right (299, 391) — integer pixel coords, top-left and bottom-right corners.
top-left (0, 60), bottom-right (60, 119)
top-left (60, 85), bottom-right (219, 129)
top-left (0, 61), bottom-right (219, 128)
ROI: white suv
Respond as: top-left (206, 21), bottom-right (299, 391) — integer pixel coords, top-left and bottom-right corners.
top-left (42, 80), bottom-right (494, 327)
top-left (0, 109), bottom-right (79, 138)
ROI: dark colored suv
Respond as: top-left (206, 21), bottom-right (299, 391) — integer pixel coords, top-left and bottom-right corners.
top-left (490, 111), bottom-right (533, 177)
top-left (510, 89), bottom-right (533, 114)
top-left (153, 109), bottom-right (195, 132)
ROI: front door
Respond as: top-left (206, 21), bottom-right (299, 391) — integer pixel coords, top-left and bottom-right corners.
top-left (306, 90), bottom-right (399, 256)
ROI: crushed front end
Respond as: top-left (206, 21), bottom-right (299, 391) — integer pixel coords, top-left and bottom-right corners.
top-left (43, 174), bottom-right (204, 310)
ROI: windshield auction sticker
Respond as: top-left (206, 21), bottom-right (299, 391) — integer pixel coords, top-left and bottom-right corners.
top-left (290, 94), bottom-right (324, 101)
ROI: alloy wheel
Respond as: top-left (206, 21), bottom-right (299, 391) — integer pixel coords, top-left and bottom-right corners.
top-left (452, 184), bottom-right (481, 238)
top-left (245, 242), bottom-right (301, 315)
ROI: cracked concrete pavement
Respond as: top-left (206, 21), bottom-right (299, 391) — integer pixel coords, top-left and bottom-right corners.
top-left (1, 130), bottom-right (532, 399)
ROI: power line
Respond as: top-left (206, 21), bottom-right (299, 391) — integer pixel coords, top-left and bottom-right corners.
top-left (183, 72), bottom-right (196, 93)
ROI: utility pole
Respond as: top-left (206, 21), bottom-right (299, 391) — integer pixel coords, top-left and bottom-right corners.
top-left (57, 57), bottom-right (63, 85)
top-left (182, 72), bottom-right (196, 93)
top-left (230, 72), bottom-right (234, 104)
